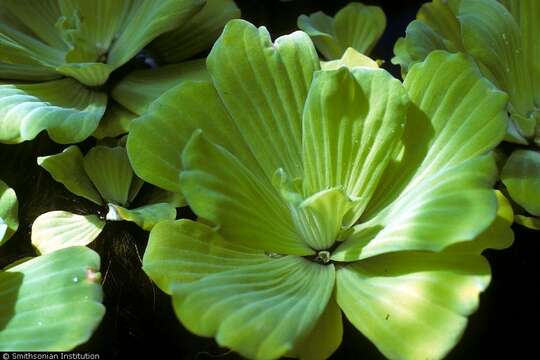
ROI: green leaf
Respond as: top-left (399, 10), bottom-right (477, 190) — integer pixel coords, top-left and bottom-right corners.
top-left (143, 219), bottom-right (270, 294)
top-left (285, 187), bottom-right (357, 251)
top-left (336, 250), bottom-right (491, 360)
top-left (459, 0), bottom-right (536, 138)
top-left (92, 103), bottom-right (137, 140)
top-left (143, 219), bottom-right (335, 359)
top-left (298, 3), bottom-right (386, 60)
top-left (0, 78), bottom-right (107, 144)
top-left (0, 62), bottom-right (60, 81)
top-left (0, 179), bottom-right (18, 246)
top-left (391, 0), bottom-right (463, 74)
top-left (334, 155), bottom-right (499, 261)
top-left (172, 254), bottom-right (334, 359)
top-left (0, 246), bottom-right (105, 351)
top-left (297, 11), bottom-right (342, 60)
top-left (31, 211), bottom-right (105, 255)
top-left (149, 0), bottom-right (241, 63)
top-left (108, 203), bottom-right (176, 231)
top-left (207, 19), bottom-right (320, 181)
top-left (501, 0), bottom-right (540, 107)
top-left (2, 0), bottom-right (65, 49)
top-left (514, 214), bottom-right (540, 230)
top-left (55, 62), bottom-right (114, 87)
top-left (321, 47), bottom-right (380, 70)
top-left (285, 297), bottom-right (343, 360)
top-left (106, 0), bottom-right (205, 69)
top-left (302, 66), bottom-right (407, 226)
top-left (112, 59), bottom-right (209, 115)
top-left (83, 145), bottom-right (133, 206)
top-left (333, 51), bottom-right (507, 261)
top-left (180, 131), bottom-right (312, 256)
top-left (447, 190), bottom-right (515, 253)
top-left (127, 80), bottom-right (260, 193)
top-left (501, 149), bottom-right (540, 216)
top-left (38, 145), bottom-right (102, 205)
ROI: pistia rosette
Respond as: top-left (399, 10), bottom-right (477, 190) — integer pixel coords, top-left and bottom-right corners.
top-left (0, 182), bottom-right (103, 351)
top-left (0, 0), bottom-right (239, 144)
top-left (392, 0), bottom-right (540, 228)
top-left (31, 142), bottom-right (182, 255)
top-left (298, 2), bottom-right (386, 60)
top-left (128, 20), bottom-right (513, 359)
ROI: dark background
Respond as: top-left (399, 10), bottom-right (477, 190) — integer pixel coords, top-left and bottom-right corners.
top-left (0, 0), bottom-right (538, 359)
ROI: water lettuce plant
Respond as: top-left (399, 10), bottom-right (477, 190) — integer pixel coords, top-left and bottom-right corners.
top-left (127, 20), bottom-right (513, 359)
top-left (1, 182), bottom-right (103, 351)
top-left (392, 0), bottom-right (540, 228)
top-left (298, 2), bottom-right (385, 60)
top-left (0, 0), bottom-right (239, 144)
top-left (0, 247), bottom-right (104, 351)
top-left (31, 142), bottom-right (182, 255)
top-left (0, 179), bottom-right (18, 246)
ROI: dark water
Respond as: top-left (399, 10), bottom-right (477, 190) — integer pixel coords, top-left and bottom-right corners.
top-left (0, 0), bottom-right (537, 359)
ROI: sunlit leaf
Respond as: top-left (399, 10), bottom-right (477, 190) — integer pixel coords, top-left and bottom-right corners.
top-left (336, 250), bottom-right (490, 360)
top-left (0, 78), bottom-right (107, 144)
top-left (31, 211), bottom-right (105, 254)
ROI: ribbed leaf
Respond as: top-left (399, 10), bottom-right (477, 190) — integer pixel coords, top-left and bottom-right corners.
top-left (285, 297), bottom-right (343, 360)
top-left (38, 146), bottom-right (102, 205)
top-left (83, 146), bottom-right (133, 206)
top-left (514, 214), bottom-right (540, 230)
top-left (92, 103), bottom-right (136, 140)
top-left (0, 247), bottom-right (105, 351)
top-left (0, 179), bottom-right (18, 246)
top-left (31, 211), bottom-right (105, 255)
top-left (2, 0), bottom-right (65, 49)
top-left (501, 0), bottom-right (540, 107)
top-left (333, 51), bottom-right (507, 261)
top-left (108, 203), bottom-right (176, 231)
top-left (207, 19), bottom-right (320, 181)
top-left (333, 3), bottom-right (386, 55)
top-left (127, 80), bottom-right (260, 193)
top-left (297, 11), bottom-right (342, 60)
top-left (336, 251), bottom-right (491, 360)
top-left (149, 0), bottom-right (241, 63)
top-left (180, 131), bottom-right (312, 256)
top-left (107, 0), bottom-right (205, 69)
top-left (459, 0), bottom-right (536, 138)
top-left (447, 191), bottom-right (514, 253)
top-left (143, 219), bottom-right (270, 294)
top-left (391, 0), bottom-right (463, 73)
top-left (0, 78), bottom-right (107, 144)
top-left (172, 255), bottom-right (335, 360)
top-left (56, 63), bottom-right (114, 87)
top-left (112, 59), bottom-right (209, 115)
top-left (302, 66), bottom-right (407, 225)
top-left (298, 3), bottom-right (385, 60)
top-left (501, 149), bottom-right (540, 216)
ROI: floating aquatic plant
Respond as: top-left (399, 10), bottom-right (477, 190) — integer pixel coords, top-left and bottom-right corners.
top-left (31, 142), bottom-right (182, 255)
top-left (0, 0), bottom-right (239, 144)
top-left (1, 182), bottom-right (103, 351)
top-left (128, 20), bottom-right (513, 359)
top-left (392, 0), bottom-right (540, 228)
top-left (298, 2), bottom-right (385, 60)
